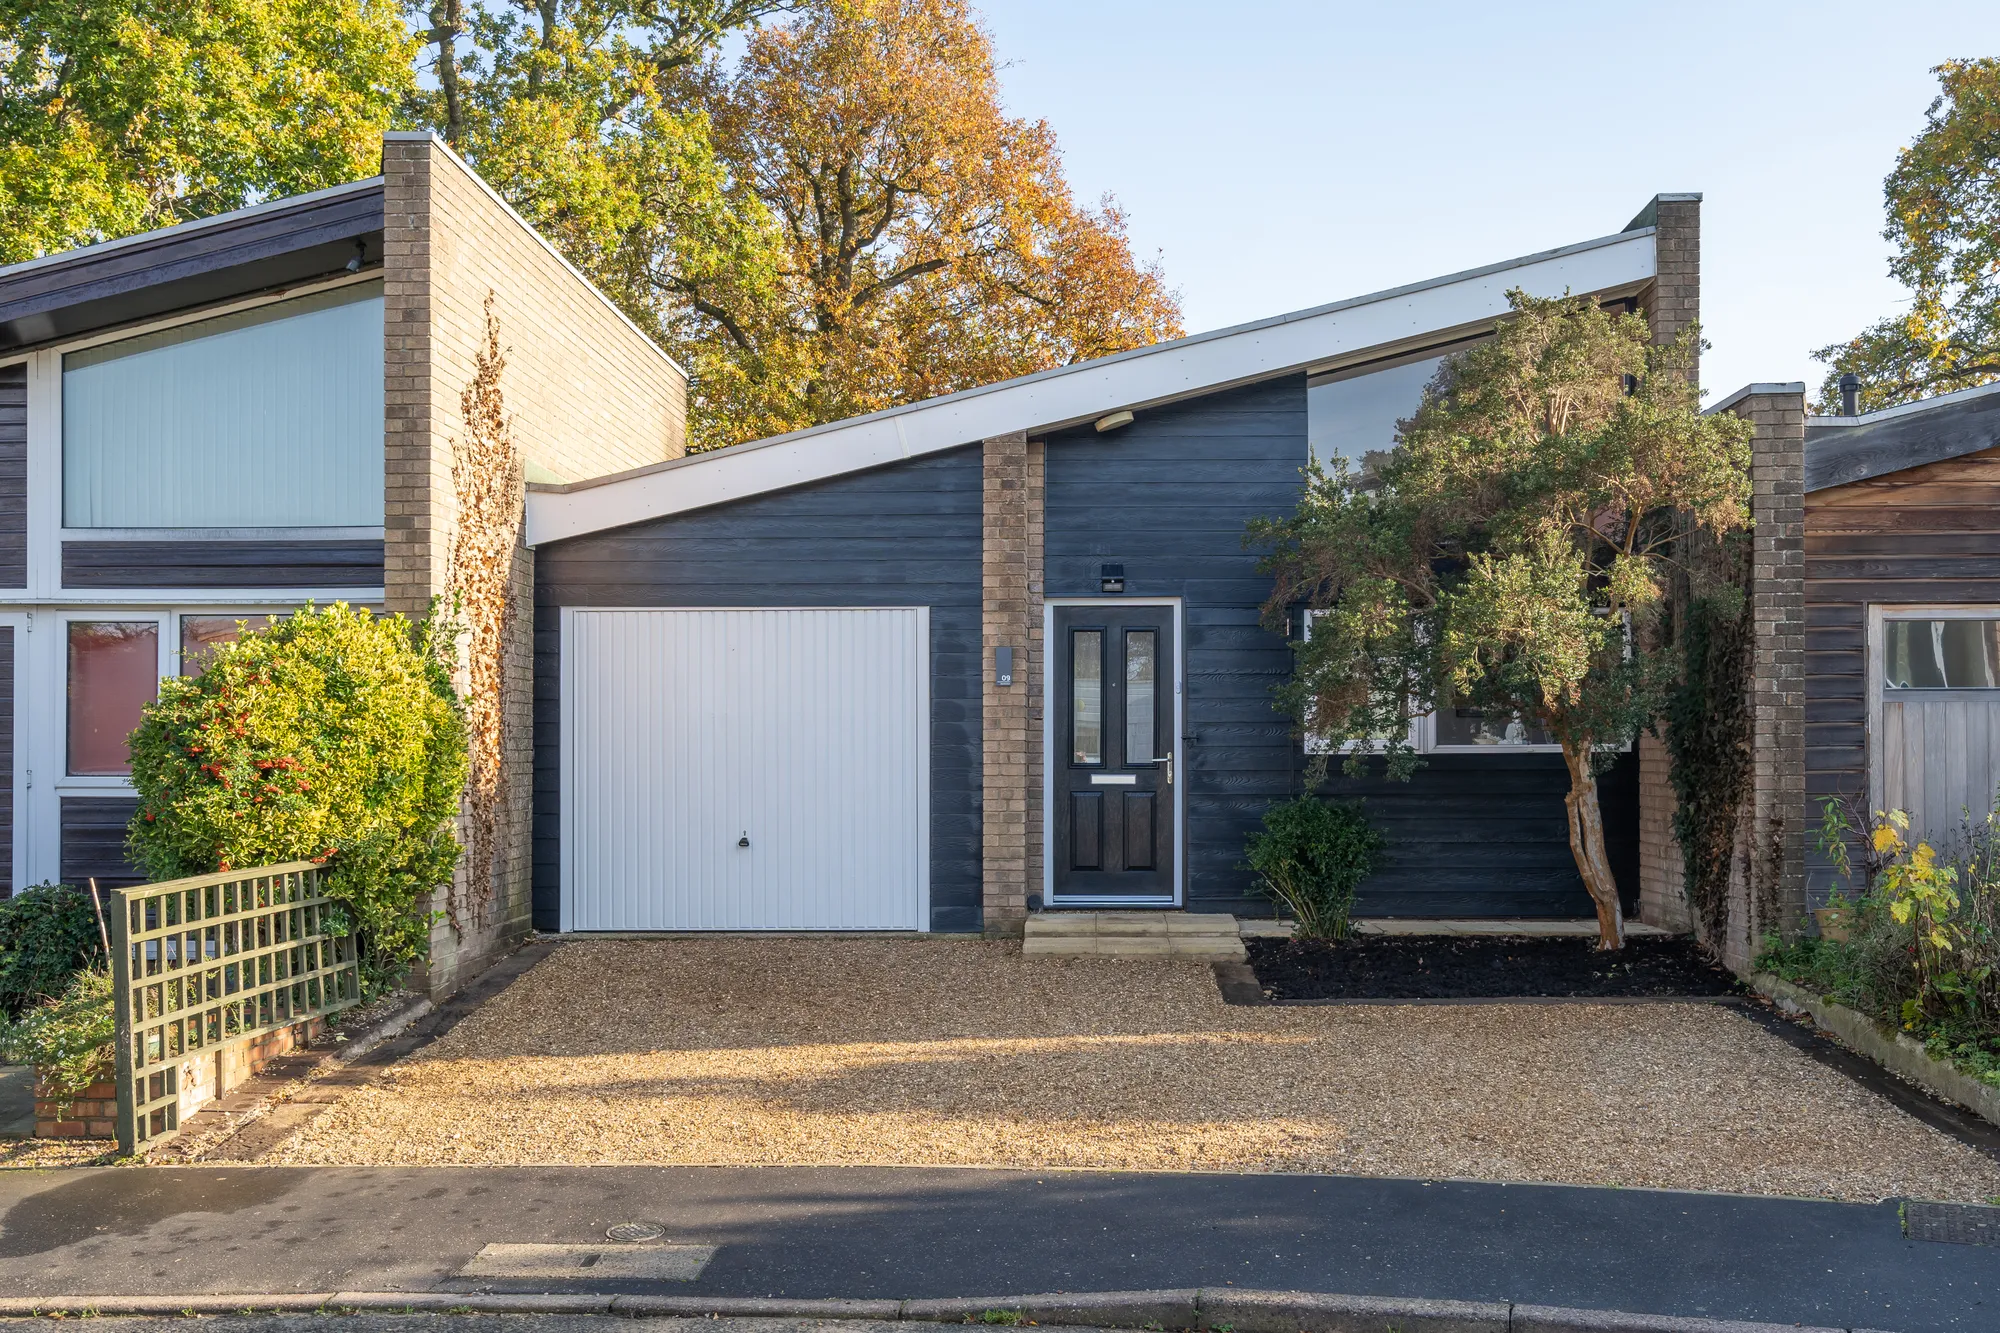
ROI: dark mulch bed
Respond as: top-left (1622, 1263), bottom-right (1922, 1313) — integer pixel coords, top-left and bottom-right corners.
top-left (1245, 932), bottom-right (1742, 1001)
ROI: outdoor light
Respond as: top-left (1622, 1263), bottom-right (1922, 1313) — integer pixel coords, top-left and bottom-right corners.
top-left (1094, 410), bottom-right (1134, 433)
top-left (345, 240), bottom-right (367, 273)
top-left (1100, 563), bottom-right (1125, 594)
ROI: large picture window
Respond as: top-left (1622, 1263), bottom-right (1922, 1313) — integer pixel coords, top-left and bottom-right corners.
top-left (1307, 337), bottom-right (1483, 479)
top-left (62, 282), bottom-right (385, 528)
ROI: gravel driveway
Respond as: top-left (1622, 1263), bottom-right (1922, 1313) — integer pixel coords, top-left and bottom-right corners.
top-left (265, 937), bottom-right (2000, 1202)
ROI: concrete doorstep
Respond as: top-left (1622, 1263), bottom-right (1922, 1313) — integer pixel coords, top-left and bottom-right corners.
top-left (0, 1287), bottom-right (1881, 1333)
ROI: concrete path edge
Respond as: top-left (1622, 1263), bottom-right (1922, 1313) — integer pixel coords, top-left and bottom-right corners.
top-left (1750, 971), bottom-right (2000, 1128)
top-left (0, 1287), bottom-right (1887, 1333)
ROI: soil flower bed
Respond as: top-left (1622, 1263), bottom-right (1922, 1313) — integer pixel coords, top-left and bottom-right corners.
top-left (254, 936), bottom-right (2000, 1203)
top-left (1247, 934), bottom-right (1741, 1002)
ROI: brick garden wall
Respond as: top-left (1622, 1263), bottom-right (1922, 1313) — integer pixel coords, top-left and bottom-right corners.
top-left (382, 132), bottom-right (686, 996)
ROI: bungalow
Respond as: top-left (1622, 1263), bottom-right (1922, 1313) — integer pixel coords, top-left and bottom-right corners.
top-left (524, 196), bottom-right (1716, 936)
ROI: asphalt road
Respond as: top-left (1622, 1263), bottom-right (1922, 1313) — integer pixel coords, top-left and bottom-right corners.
top-left (0, 1166), bottom-right (1995, 1330)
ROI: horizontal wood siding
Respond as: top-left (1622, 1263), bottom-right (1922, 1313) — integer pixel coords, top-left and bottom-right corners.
top-left (1805, 445), bottom-right (2000, 901)
top-left (1044, 375), bottom-right (1637, 918)
top-left (532, 445), bottom-right (983, 932)
top-left (0, 628), bottom-right (11, 895)
top-left (0, 365), bottom-right (22, 589)
top-left (62, 539), bottom-right (385, 588)
top-left (60, 796), bottom-right (143, 888)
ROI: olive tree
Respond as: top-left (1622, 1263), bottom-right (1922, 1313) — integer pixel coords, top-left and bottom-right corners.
top-left (1253, 291), bottom-right (1752, 948)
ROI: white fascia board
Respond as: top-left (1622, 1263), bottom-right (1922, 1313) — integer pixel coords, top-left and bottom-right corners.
top-left (528, 227), bottom-right (1657, 546)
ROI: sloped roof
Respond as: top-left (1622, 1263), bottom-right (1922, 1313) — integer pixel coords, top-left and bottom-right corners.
top-left (1806, 380), bottom-right (2000, 492)
top-left (526, 223), bottom-right (1660, 545)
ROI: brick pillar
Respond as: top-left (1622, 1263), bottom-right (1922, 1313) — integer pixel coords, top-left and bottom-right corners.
top-left (382, 135), bottom-right (451, 617)
top-left (982, 431), bottom-right (1041, 935)
top-left (1634, 192), bottom-right (1702, 928)
top-left (1728, 386), bottom-right (1808, 968)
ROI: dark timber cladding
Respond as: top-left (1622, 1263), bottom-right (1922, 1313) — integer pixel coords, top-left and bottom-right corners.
top-left (60, 796), bottom-right (143, 888)
top-left (1805, 427), bottom-right (2000, 902)
top-left (0, 181), bottom-right (384, 353)
top-left (0, 628), bottom-right (11, 896)
top-left (62, 540), bottom-right (386, 589)
top-left (531, 445), bottom-right (983, 931)
top-left (1043, 375), bottom-right (1637, 919)
top-left (0, 364), bottom-right (21, 588)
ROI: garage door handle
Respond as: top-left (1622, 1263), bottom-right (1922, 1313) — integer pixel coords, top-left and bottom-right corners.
top-left (737, 832), bottom-right (750, 848)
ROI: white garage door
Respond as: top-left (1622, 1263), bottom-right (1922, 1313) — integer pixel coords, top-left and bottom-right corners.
top-left (561, 607), bottom-right (929, 930)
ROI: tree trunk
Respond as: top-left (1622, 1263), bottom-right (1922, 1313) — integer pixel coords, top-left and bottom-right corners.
top-left (1561, 740), bottom-right (1626, 949)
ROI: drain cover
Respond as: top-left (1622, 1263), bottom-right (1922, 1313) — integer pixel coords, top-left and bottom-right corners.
top-left (606, 1222), bottom-right (667, 1243)
top-left (1905, 1201), bottom-right (2000, 1246)
top-left (459, 1242), bottom-right (713, 1281)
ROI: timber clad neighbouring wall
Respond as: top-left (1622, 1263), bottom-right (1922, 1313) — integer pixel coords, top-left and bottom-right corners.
top-left (59, 796), bottom-right (142, 888)
top-left (0, 627), bottom-right (10, 894)
top-left (1806, 443), bottom-right (2000, 900)
top-left (1043, 375), bottom-right (1638, 918)
top-left (0, 364), bottom-right (23, 589)
top-left (62, 540), bottom-right (385, 589)
top-left (533, 446), bottom-right (983, 932)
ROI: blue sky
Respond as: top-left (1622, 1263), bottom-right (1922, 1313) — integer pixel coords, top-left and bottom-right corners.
top-left (968, 0), bottom-right (2000, 405)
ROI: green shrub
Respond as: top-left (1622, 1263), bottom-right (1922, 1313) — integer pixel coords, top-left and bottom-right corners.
top-left (0, 968), bottom-right (113, 1097)
top-left (1246, 795), bottom-right (1384, 940)
top-left (126, 603), bottom-right (466, 992)
top-left (0, 884), bottom-right (106, 1019)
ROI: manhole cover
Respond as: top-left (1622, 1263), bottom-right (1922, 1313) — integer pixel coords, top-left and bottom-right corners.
top-left (606, 1222), bottom-right (666, 1243)
top-left (1905, 1200), bottom-right (2000, 1246)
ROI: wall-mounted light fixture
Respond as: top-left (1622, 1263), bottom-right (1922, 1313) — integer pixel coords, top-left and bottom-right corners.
top-left (1100, 563), bottom-right (1125, 594)
top-left (345, 239), bottom-right (367, 273)
top-left (1094, 410), bottom-right (1134, 433)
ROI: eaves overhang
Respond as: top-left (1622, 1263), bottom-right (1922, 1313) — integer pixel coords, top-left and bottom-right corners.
top-left (527, 225), bottom-right (1659, 547)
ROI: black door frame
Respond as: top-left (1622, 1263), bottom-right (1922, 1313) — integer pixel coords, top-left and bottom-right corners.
top-left (1043, 597), bottom-right (1183, 907)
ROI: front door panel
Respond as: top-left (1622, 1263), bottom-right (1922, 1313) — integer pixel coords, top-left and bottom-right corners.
top-left (1053, 606), bottom-right (1175, 900)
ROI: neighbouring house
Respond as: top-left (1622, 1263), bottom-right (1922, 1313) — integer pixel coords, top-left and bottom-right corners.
top-left (526, 193), bottom-right (1807, 940)
top-left (0, 132), bottom-right (686, 993)
top-left (1804, 380), bottom-right (2000, 899)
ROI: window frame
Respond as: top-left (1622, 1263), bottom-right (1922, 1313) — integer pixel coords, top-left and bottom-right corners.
top-left (1878, 608), bottom-right (2000, 693)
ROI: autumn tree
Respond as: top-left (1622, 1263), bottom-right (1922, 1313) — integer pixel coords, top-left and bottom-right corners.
top-left (1815, 58), bottom-right (2000, 412)
top-left (668, 0), bottom-right (1183, 448)
top-left (0, 1), bottom-right (416, 264)
top-left (1254, 293), bottom-right (1753, 949)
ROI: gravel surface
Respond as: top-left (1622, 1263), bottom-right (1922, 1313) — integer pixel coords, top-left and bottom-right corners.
top-left (265, 937), bottom-right (2000, 1202)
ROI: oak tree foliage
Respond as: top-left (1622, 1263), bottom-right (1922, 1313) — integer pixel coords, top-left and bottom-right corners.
top-left (1253, 293), bottom-right (1753, 948)
top-left (1815, 58), bottom-right (2000, 412)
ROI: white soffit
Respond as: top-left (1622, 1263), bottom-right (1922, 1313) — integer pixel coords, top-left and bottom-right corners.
top-left (527, 227), bottom-right (1657, 546)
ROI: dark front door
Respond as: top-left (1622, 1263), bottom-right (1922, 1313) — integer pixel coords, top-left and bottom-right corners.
top-left (1053, 605), bottom-right (1176, 901)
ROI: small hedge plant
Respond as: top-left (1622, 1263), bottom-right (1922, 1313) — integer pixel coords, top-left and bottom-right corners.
top-left (127, 603), bottom-right (467, 992)
top-left (0, 968), bottom-right (113, 1098)
top-left (1246, 795), bottom-right (1384, 940)
top-left (0, 883), bottom-right (106, 1019)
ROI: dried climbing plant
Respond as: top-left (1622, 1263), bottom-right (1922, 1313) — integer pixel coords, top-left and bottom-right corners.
top-left (449, 293), bottom-right (523, 920)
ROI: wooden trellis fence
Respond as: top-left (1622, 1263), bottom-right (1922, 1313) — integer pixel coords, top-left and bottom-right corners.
top-left (110, 861), bottom-right (360, 1155)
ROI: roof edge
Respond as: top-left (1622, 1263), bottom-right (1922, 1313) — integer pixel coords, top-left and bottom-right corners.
top-left (538, 223), bottom-right (1658, 500)
top-left (0, 176), bottom-right (385, 286)
top-left (1706, 381), bottom-right (1807, 415)
top-left (1807, 377), bottom-right (2000, 430)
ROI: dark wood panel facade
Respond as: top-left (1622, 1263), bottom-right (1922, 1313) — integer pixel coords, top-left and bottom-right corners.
top-left (0, 365), bottom-right (22, 590)
top-left (0, 628), bottom-right (11, 896)
top-left (1805, 445), bottom-right (2000, 901)
top-left (1043, 375), bottom-right (1637, 920)
top-left (532, 445), bottom-right (984, 932)
top-left (62, 539), bottom-right (385, 589)
top-left (60, 795), bottom-right (143, 889)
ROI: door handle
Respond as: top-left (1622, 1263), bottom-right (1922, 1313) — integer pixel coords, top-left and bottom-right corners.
top-left (1163, 751), bottom-right (1173, 785)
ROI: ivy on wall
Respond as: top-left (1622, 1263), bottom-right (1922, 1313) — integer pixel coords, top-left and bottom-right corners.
top-left (447, 293), bottom-right (524, 923)
top-left (1661, 535), bottom-right (1753, 950)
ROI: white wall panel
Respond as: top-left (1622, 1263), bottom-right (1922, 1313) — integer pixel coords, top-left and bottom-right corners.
top-left (561, 607), bottom-right (927, 930)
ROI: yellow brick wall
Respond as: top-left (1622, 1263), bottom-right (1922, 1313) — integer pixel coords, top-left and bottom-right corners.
top-left (380, 131), bottom-right (686, 996)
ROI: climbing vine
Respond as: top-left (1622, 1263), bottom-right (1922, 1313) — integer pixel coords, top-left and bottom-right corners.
top-left (448, 293), bottom-right (523, 922)
top-left (1661, 537), bottom-right (1753, 949)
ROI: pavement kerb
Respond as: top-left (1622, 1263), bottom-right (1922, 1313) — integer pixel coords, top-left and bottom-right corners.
top-left (0, 1288), bottom-right (1871, 1332)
